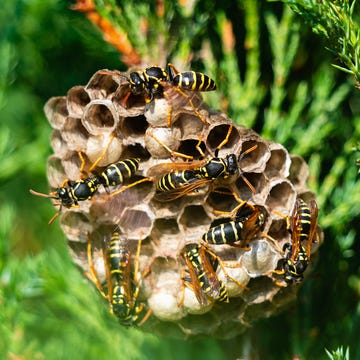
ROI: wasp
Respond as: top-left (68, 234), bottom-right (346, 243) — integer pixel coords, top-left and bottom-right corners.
top-left (96, 157), bottom-right (151, 197)
top-left (149, 144), bottom-right (257, 202)
top-left (98, 158), bottom-right (140, 189)
top-left (166, 64), bottom-right (216, 92)
top-left (30, 158), bottom-right (151, 224)
top-left (30, 176), bottom-right (101, 224)
top-left (125, 64), bottom-right (216, 101)
top-left (290, 198), bottom-right (319, 260)
top-left (280, 243), bottom-right (309, 284)
top-left (31, 157), bottom-right (150, 224)
top-left (163, 63), bottom-right (217, 126)
top-left (180, 243), bottom-right (248, 306)
top-left (150, 157), bottom-right (220, 202)
top-left (126, 66), bottom-right (168, 102)
top-left (202, 202), bottom-right (265, 249)
top-left (155, 169), bottom-right (198, 193)
top-left (86, 231), bottom-right (151, 326)
top-left (271, 198), bottom-right (318, 286)
top-left (181, 243), bottom-right (229, 305)
top-left (120, 64), bottom-right (216, 126)
top-left (152, 166), bottom-right (207, 202)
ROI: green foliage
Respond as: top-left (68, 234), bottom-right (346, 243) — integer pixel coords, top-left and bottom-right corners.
top-left (278, 0), bottom-right (360, 86)
top-left (1, 0), bottom-right (360, 359)
top-left (355, 142), bottom-right (360, 172)
top-left (326, 346), bottom-right (350, 360)
top-left (213, 2), bottom-right (266, 128)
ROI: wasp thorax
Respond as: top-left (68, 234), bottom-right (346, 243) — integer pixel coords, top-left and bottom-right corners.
top-left (41, 66), bottom-right (322, 339)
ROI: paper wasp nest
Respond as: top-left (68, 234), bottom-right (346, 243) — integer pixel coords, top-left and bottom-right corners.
top-left (43, 69), bottom-right (322, 339)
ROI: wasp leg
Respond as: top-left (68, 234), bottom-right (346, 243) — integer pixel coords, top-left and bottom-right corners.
top-left (132, 233), bottom-right (143, 289)
top-left (85, 233), bottom-right (108, 300)
top-left (215, 125), bottom-right (233, 153)
top-left (88, 132), bottom-right (116, 173)
top-left (205, 247), bottom-right (249, 291)
top-left (178, 269), bottom-right (187, 308)
top-left (237, 144), bottom-right (258, 194)
top-left (264, 268), bottom-right (288, 287)
top-left (172, 87), bottom-right (208, 126)
top-left (212, 191), bottom-right (248, 217)
top-left (47, 211), bottom-right (61, 225)
top-left (166, 63), bottom-right (180, 78)
top-left (137, 308), bottom-right (152, 327)
top-left (212, 200), bottom-right (248, 217)
top-left (178, 270), bottom-right (199, 307)
top-left (147, 132), bottom-right (194, 160)
top-left (259, 232), bottom-right (285, 254)
top-left (195, 135), bottom-right (206, 158)
top-left (108, 177), bottom-right (153, 198)
top-left (121, 90), bottom-right (132, 108)
top-left (77, 151), bottom-right (88, 176)
top-left (271, 209), bottom-right (291, 230)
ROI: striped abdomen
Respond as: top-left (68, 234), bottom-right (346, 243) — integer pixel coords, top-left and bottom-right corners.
top-left (294, 200), bottom-right (312, 243)
top-left (202, 221), bottom-right (245, 245)
top-left (107, 232), bottom-right (131, 282)
top-left (184, 244), bottom-right (228, 303)
top-left (100, 158), bottom-right (140, 187)
top-left (156, 169), bottom-right (197, 192)
top-left (106, 232), bottom-right (139, 323)
top-left (172, 71), bottom-right (216, 92)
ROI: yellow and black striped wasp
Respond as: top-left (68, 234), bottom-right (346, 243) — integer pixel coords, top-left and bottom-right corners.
top-left (280, 243), bottom-right (309, 285)
top-left (180, 243), bottom-right (229, 306)
top-left (125, 64), bottom-right (216, 102)
top-left (168, 66), bottom-right (216, 92)
top-left (86, 231), bottom-right (151, 326)
top-left (180, 243), bottom-right (248, 306)
top-left (30, 157), bottom-right (149, 224)
top-left (272, 198), bottom-right (319, 285)
top-left (148, 144), bottom-right (257, 202)
top-left (125, 66), bottom-right (168, 103)
top-left (289, 198), bottom-right (318, 260)
top-left (95, 157), bottom-right (151, 197)
top-left (97, 158), bottom-right (141, 190)
top-left (202, 202), bottom-right (265, 250)
top-left (30, 176), bottom-right (101, 224)
top-left (116, 64), bottom-right (216, 126)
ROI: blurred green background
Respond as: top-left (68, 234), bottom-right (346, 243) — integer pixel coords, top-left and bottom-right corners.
top-left (1, 0), bottom-right (360, 359)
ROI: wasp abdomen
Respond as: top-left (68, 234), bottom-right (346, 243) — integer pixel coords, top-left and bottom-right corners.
top-left (99, 158), bottom-right (140, 187)
top-left (202, 221), bottom-right (245, 244)
top-left (172, 71), bottom-right (216, 92)
top-left (295, 200), bottom-right (312, 243)
top-left (156, 169), bottom-right (198, 192)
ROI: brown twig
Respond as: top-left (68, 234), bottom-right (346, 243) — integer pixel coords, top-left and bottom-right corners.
top-left (71, 0), bottom-right (142, 66)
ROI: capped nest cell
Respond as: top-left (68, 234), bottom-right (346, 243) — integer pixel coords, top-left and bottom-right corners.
top-left (38, 67), bottom-right (322, 339)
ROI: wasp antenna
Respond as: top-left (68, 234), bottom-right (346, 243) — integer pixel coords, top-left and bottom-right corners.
top-left (240, 174), bottom-right (256, 194)
top-left (119, 73), bottom-right (130, 82)
top-left (30, 189), bottom-right (54, 199)
top-left (48, 211), bottom-right (60, 225)
top-left (238, 144), bottom-right (258, 162)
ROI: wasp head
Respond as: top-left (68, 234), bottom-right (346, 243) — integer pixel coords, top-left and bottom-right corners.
top-left (225, 154), bottom-right (239, 175)
top-left (129, 72), bottom-right (145, 95)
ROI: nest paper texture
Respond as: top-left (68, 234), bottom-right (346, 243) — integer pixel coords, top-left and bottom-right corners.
top-left (43, 69), bottom-right (321, 339)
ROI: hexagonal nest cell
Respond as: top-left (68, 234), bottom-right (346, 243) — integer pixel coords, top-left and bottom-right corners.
top-left (37, 67), bottom-right (323, 339)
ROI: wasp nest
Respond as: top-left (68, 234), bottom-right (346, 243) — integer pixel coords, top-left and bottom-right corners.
top-left (42, 68), bottom-right (322, 339)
